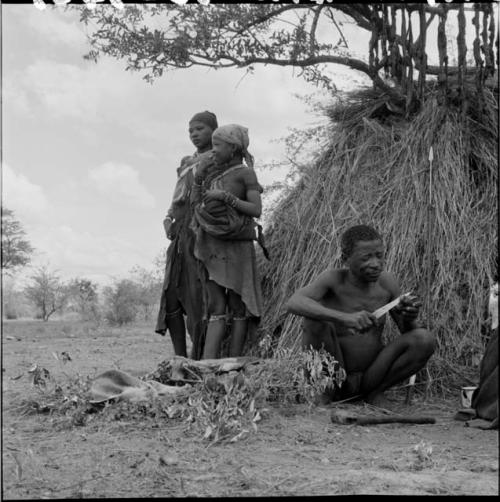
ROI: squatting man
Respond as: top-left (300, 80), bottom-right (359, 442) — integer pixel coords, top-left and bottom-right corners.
top-left (286, 224), bottom-right (436, 408)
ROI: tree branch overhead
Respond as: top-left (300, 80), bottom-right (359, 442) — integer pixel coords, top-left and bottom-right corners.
top-left (81, 3), bottom-right (498, 110)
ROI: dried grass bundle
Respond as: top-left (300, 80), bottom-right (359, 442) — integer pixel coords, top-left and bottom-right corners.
top-left (259, 85), bottom-right (498, 396)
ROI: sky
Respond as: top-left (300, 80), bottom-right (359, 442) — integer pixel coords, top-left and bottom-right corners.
top-left (1, 2), bottom-right (475, 287)
top-left (1, 2), bottom-right (368, 287)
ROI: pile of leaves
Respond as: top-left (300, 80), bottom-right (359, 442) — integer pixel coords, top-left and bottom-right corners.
top-left (10, 364), bottom-right (94, 429)
top-left (11, 349), bottom-right (345, 444)
top-left (144, 348), bottom-right (344, 443)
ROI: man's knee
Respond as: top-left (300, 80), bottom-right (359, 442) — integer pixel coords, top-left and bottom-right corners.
top-left (301, 318), bottom-right (331, 350)
top-left (407, 328), bottom-right (436, 358)
top-left (303, 318), bottom-right (327, 337)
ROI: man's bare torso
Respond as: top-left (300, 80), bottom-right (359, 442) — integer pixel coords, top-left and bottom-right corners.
top-left (322, 269), bottom-right (396, 373)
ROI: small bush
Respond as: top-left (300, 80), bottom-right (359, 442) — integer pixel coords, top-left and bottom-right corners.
top-left (103, 279), bottom-right (139, 326)
top-left (5, 308), bottom-right (18, 320)
top-left (60, 324), bottom-right (72, 336)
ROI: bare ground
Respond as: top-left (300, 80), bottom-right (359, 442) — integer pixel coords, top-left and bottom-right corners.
top-left (2, 320), bottom-right (498, 498)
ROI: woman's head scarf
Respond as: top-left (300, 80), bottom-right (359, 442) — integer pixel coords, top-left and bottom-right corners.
top-left (212, 124), bottom-right (254, 167)
top-left (189, 111), bottom-right (218, 131)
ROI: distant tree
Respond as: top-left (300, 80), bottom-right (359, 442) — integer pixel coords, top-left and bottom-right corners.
top-left (25, 266), bottom-right (69, 321)
top-left (129, 265), bottom-right (163, 321)
top-left (153, 248), bottom-right (168, 279)
top-left (103, 279), bottom-right (140, 326)
top-left (1, 207), bottom-right (34, 273)
top-left (67, 278), bottom-right (100, 322)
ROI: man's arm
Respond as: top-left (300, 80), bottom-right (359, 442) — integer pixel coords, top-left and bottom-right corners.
top-left (285, 270), bottom-right (376, 331)
top-left (383, 272), bottom-right (423, 333)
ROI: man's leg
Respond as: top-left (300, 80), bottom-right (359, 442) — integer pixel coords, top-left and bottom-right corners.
top-left (361, 328), bottom-right (436, 405)
top-left (302, 318), bottom-right (350, 403)
top-left (302, 318), bottom-right (339, 355)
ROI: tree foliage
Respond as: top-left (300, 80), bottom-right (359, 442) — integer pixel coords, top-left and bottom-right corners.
top-left (1, 207), bottom-right (34, 273)
top-left (25, 266), bottom-right (69, 322)
top-left (103, 279), bottom-right (140, 326)
top-left (81, 3), bottom-right (498, 113)
top-left (2, 278), bottom-right (32, 320)
top-left (129, 265), bottom-right (163, 322)
top-left (67, 277), bottom-right (100, 321)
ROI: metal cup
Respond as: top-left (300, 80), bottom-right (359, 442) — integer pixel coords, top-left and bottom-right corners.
top-left (460, 386), bottom-right (477, 409)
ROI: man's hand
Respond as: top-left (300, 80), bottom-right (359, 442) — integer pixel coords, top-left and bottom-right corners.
top-left (395, 294), bottom-right (422, 320)
top-left (163, 218), bottom-right (177, 240)
top-left (340, 311), bottom-right (376, 332)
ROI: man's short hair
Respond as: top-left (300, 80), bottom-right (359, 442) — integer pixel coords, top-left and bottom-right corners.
top-left (341, 224), bottom-right (382, 261)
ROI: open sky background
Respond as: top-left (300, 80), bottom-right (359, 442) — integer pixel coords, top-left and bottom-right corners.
top-left (1, 2), bottom-right (474, 287)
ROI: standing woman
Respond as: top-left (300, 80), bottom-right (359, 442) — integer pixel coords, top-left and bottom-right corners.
top-left (155, 111), bottom-right (218, 360)
top-left (191, 124), bottom-right (265, 359)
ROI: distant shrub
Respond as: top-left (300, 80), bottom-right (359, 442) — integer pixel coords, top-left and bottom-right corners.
top-left (84, 305), bottom-right (102, 327)
top-left (67, 278), bottom-right (101, 323)
top-left (103, 279), bottom-right (140, 326)
top-left (61, 324), bottom-right (73, 336)
top-left (5, 308), bottom-right (18, 320)
top-left (2, 283), bottom-right (33, 320)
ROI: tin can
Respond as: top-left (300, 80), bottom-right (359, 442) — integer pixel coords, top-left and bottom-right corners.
top-left (460, 386), bottom-right (477, 409)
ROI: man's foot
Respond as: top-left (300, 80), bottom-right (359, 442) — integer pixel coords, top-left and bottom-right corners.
top-left (317, 392), bottom-right (333, 406)
top-left (364, 392), bottom-right (396, 411)
top-left (316, 387), bottom-right (336, 406)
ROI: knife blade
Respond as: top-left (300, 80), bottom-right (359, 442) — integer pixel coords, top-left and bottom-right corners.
top-left (372, 293), bottom-right (411, 319)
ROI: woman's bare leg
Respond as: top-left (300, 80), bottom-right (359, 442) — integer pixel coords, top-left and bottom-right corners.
top-left (202, 280), bottom-right (227, 359)
top-left (228, 290), bottom-right (248, 357)
top-left (229, 319), bottom-right (247, 357)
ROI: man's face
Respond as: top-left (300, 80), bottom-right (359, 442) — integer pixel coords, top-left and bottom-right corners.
top-left (346, 239), bottom-right (385, 282)
top-left (211, 136), bottom-right (236, 164)
top-left (188, 121), bottom-right (213, 151)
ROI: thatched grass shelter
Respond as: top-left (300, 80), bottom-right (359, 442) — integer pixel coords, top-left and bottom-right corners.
top-left (258, 83), bottom-right (498, 396)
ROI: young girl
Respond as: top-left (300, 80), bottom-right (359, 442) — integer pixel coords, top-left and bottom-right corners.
top-left (191, 124), bottom-right (264, 359)
top-left (155, 111), bottom-right (218, 360)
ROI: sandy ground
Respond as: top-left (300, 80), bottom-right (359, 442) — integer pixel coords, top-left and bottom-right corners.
top-left (2, 320), bottom-right (498, 498)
